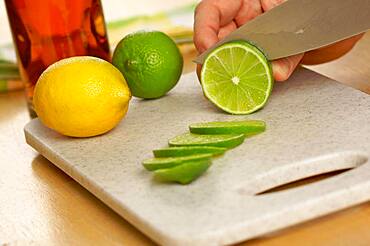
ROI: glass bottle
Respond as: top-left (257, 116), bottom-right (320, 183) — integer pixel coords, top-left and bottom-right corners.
top-left (5, 0), bottom-right (111, 117)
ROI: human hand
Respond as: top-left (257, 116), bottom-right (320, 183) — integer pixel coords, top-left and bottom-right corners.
top-left (194, 0), bottom-right (303, 81)
top-left (193, 0), bottom-right (363, 81)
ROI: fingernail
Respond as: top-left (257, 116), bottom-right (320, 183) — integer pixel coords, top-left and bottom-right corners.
top-left (272, 62), bottom-right (290, 81)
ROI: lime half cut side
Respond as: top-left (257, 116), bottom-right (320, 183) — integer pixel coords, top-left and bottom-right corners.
top-left (201, 41), bottom-right (273, 114)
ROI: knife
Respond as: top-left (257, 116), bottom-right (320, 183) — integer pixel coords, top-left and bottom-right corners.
top-left (195, 0), bottom-right (370, 64)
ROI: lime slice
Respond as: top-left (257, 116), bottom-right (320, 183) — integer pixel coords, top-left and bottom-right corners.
top-left (142, 153), bottom-right (212, 171)
top-left (154, 159), bottom-right (212, 184)
top-left (189, 120), bottom-right (265, 135)
top-left (201, 41), bottom-right (273, 114)
top-left (168, 133), bottom-right (245, 149)
top-left (153, 146), bottom-right (226, 157)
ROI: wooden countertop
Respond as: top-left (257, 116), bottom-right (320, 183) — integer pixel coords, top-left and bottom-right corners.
top-left (1, 7), bottom-right (370, 245)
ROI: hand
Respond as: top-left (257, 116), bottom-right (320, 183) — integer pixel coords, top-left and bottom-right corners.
top-left (194, 0), bottom-right (303, 81)
top-left (193, 0), bottom-right (363, 81)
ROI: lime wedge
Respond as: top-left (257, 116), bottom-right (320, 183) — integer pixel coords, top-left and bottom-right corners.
top-left (189, 120), bottom-right (265, 135)
top-left (153, 146), bottom-right (226, 157)
top-left (201, 41), bottom-right (273, 114)
top-left (142, 153), bottom-right (212, 171)
top-left (168, 133), bottom-right (245, 149)
top-left (154, 159), bottom-right (211, 184)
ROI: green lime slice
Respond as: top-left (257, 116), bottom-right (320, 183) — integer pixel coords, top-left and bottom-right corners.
top-left (189, 120), bottom-right (266, 135)
top-left (153, 146), bottom-right (226, 157)
top-left (201, 41), bottom-right (273, 114)
top-left (154, 159), bottom-right (212, 184)
top-left (142, 153), bottom-right (212, 171)
top-left (168, 133), bottom-right (245, 149)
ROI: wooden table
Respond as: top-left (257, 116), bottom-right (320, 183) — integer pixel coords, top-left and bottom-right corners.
top-left (1, 3), bottom-right (370, 244)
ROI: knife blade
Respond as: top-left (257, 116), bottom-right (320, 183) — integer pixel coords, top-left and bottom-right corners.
top-left (195, 0), bottom-right (370, 64)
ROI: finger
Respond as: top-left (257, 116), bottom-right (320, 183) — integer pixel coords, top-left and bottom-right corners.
top-left (271, 53), bottom-right (304, 81)
top-left (218, 21), bottom-right (238, 40)
top-left (193, 2), bottom-right (220, 53)
top-left (260, 0), bottom-right (286, 11)
top-left (196, 64), bottom-right (202, 83)
top-left (213, 0), bottom-right (243, 26)
top-left (234, 0), bottom-right (263, 26)
top-left (194, 0), bottom-right (242, 53)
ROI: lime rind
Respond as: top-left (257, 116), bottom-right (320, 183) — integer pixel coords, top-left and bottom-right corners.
top-left (168, 133), bottom-right (245, 149)
top-left (201, 41), bottom-right (273, 115)
top-left (154, 159), bottom-right (212, 184)
top-left (143, 119), bottom-right (267, 183)
top-left (142, 153), bottom-right (212, 171)
top-left (112, 31), bottom-right (183, 99)
top-left (153, 146), bottom-right (226, 157)
top-left (189, 120), bottom-right (266, 135)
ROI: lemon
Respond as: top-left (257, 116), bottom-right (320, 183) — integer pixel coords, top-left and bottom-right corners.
top-left (112, 30), bottom-right (183, 99)
top-left (33, 56), bottom-right (131, 137)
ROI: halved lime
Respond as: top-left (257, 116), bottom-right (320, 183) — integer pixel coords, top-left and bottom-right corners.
top-left (168, 133), bottom-right (245, 149)
top-left (153, 146), bottom-right (226, 157)
top-left (154, 159), bottom-right (212, 184)
top-left (201, 41), bottom-right (273, 114)
top-left (142, 153), bottom-right (212, 171)
top-left (189, 120), bottom-right (265, 135)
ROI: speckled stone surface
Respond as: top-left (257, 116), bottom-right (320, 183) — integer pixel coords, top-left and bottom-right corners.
top-left (24, 68), bottom-right (370, 246)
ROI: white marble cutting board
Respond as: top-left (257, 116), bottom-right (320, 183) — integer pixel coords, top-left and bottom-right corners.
top-left (24, 69), bottom-right (370, 245)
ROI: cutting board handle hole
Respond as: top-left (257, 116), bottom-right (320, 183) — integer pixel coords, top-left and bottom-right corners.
top-left (255, 168), bottom-right (352, 195)
top-left (236, 151), bottom-right (368, 196)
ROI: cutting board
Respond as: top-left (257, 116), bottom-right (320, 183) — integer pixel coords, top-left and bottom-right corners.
top-left (24, 68), bottom-right (370, 245)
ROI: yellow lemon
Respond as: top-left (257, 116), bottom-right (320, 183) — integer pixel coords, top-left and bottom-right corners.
top-left (33, 56), bottom-right (131, 137)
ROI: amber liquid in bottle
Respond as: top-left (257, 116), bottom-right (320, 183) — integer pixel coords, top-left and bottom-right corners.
top-left (5, 0), bottom-right (111, 117)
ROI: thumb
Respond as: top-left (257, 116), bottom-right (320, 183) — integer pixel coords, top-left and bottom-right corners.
top-left (271, 54), bottom-right (304, 81)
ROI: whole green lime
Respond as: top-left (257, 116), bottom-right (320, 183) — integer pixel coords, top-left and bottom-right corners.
top-left (112, 30), bottom-right (183, 99)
